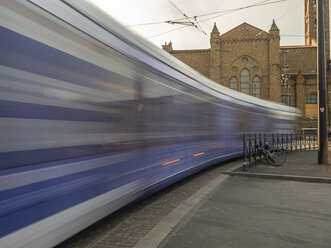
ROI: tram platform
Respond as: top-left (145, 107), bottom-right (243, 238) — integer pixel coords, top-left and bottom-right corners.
top-left (57, 150), bottom-right (331, 248)
top-left (226, 150), bottom-right (331, 183)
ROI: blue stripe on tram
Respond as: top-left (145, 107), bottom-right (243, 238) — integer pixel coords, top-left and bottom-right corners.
top-left (0, 26), bottom-right (133, 92)
top-left (0, 144), bottom-right (114, 170)
top-left (0, 100), bottom-right (123, 122)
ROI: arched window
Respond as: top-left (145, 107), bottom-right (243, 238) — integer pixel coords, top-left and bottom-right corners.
top-left (240, 69), bottom-right (250, 95)
top-left (253, 76), bottom-right (261, 98)
top-left (230, 77), bottom-right (238, 91)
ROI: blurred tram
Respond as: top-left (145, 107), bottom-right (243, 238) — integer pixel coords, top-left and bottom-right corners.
top-left (0, 1), bottom-right (299, 247)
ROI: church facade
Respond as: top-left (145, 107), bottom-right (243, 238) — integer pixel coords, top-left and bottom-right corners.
top-left (162, 0), bottom-right (330, 128)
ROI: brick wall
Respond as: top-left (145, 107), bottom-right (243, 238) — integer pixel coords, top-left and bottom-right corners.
top-left (170, 50), bottom-right (210, 78)
top-left (280, 46), bottom-right (317, 75)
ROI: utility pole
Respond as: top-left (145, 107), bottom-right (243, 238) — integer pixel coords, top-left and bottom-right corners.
top-left (317, 0), bottom-right (328, 164)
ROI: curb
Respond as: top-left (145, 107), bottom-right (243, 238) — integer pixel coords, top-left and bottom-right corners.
top-left (222, 170), bottom-right (331, 184)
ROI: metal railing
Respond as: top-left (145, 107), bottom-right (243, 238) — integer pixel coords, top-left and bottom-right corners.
top-left (243, 132), bottom-right (318, 171)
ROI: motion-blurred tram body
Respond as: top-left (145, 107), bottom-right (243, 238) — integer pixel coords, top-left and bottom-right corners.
top-left (0, 1), bottom-right (299, 247)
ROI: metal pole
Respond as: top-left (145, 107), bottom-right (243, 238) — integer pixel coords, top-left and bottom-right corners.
top-left (243, 134), bottom-right (246, 171)
top-left (248, 134), bottom-right (251, 167)
top-left (260, 134), bottom-right (262, 162)
top-left (309, 134), bottom-right (311, 151)
top-left (254, 134), bottom-right (257, 165)
top-left (317, 0), bottom-right (328, 164)
top-left (291, 133), bottom-right (293, 152)
top-left (295, 133), bottom-right (297, 152)
top-left (282, 133), bottom-right (284, 150)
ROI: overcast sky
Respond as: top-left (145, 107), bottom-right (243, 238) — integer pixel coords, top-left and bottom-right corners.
top-left (89, 0), bottom-right (330, 50)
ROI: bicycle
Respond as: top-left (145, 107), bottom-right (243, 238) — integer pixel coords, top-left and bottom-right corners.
top-left (255, 142), bottom-right (286, 166)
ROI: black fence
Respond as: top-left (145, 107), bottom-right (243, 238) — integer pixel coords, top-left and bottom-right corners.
top-left (243, 132), bottom-right (318, 171)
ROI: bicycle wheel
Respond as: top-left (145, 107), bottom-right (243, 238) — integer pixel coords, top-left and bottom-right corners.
top-left (266, 150), bottom-right (286, 166)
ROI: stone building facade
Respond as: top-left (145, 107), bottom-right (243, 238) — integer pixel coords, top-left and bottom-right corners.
top-left (162, 0), bottom-right (331, 129)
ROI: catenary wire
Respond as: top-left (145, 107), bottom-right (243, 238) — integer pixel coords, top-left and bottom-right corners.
top-left (147, 0), bottom-right (290, 39)
top-left (126, 0), bottom-right (288, 27)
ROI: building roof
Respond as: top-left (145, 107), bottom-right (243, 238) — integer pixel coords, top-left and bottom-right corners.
top-left (280, 45), bottom-right (316, 49)
top-left (170, 49), bottom-right (210, 54)
top-left (221, 22), bottom-right (269, 40)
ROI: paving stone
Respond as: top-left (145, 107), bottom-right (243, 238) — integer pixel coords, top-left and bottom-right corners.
top-left (56, 159), bottom-right (238, 248)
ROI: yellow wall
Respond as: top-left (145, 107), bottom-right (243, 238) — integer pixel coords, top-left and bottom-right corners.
top-left (305, 104), bottom-right (317, 117)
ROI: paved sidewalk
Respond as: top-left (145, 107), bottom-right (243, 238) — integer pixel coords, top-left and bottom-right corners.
top-left (159, 176), bottom-right (331, 248)
top-left (225, 151), bottom-right (331, 183)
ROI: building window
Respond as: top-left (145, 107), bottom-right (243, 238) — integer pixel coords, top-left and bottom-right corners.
top-left (253, 66), bottom-right (258, 72)
top-left (306, 92), bottom-right (317, 104)
top-left (252, 76), bottom-right (261, 98)
top-left (242, 57), bottom-right (248, 63)
top-left (232, 66), bottom-right (238, 72)
top-left (282, 95), bottom-right (291, 106)
top-left (240, 69), bottom-right (250, 95)
top-left (230, 77), bottom-right (238, 91)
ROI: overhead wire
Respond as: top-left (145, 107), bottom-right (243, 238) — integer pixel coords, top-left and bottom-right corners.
top-left (146, 7), bottom-right (242, 39)
top-left (168, 0), bottom-right (196, 27)
top-left (148, 25), bottom-right (187, 39)
top-left (187, 0), bottom-right (285, 20)
top-left (146, 0), bottom-right (290, 39)
top-left (167, 0), bottom-right (208, 37)
top-left (189, 0), bottom-right (208, 36)
top-left (274, 0), bottom-right (302, 22)
top-left (256, 0), bottom-right (302, 36)
top-left (194, 17), bottom-right (207, 36)
top-left (127, 0), bottom-right (287, 28)
top-left (126, 21), bottom-right (165, 27)
top-left (196, 0), bottom-right (283, 23)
